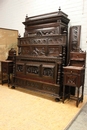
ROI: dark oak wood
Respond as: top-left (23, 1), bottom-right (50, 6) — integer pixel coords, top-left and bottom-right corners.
top-left (7, 48), bottom-right (16, 61)
top-left (0, 60), bottom-right (13, 86)
top-left (69, 25), bottom-right (81, 52)
top-left (12, 8), bottom-right (70, 99)
top-left (0, 48), bottom-right (16, 86)
top-left (62, 51), bottom-right (86, 107)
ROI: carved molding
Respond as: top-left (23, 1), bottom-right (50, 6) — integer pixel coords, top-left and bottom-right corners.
top-left (15, 78), bottom-right (59, 94)
top-left (18, 35), bottom-right (66, 45)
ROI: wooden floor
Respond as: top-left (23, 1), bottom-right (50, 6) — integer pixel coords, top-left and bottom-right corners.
top-left (0, 84), bottom-right (87, 130)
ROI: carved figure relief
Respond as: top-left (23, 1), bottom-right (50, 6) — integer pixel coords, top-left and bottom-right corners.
top-left (26, 66), bottom-right (39, 74)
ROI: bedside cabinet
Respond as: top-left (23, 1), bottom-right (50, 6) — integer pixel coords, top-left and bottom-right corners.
top-left (0, 60), bottom-right (13, 86)
top-left (62, 51), bottom-right (86, 107)
top-left (62, 66), bottom-right (85, 107)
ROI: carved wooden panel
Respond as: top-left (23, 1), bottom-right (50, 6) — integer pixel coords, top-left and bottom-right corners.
top-left (29, 38), bottom-right (48, 44)
top-left (20, 47), bottom-right (31, 55)
top-left (48, 46), bottom-right (62, 57)
top-left (18, 35), bottom-right (66, 45)
top-left (63, 66), bottom-right (85, 87)
top-left (70, 51), bottom-right (86, 67)
top-left (16, 63), bottom-right (24, 73)
top-left (47, 36), bottom-right (66, 44)
top-left (26, 63), bottom-right (41, 76)
top-left (42, 64), bottom-right (55, 78)
top-left (27, 27), bottom-right (60, 36)
top-left (15, 78), bottom-right (59, 95)
top-left (37, 27), bottom-right (60, 35)
top-left (69, 25), bottom-right (81, 51)
top-left (19, 45), bottom-right (65, 57)
top-left (64, 74), bottom-right (78, 86)
top-left (31, 46), bottom-right (46, 56)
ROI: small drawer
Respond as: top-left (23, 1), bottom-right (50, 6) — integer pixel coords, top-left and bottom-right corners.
top-left (63, 68), bottom-right (79, 74)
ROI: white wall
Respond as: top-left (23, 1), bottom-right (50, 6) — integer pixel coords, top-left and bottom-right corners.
top-left (0, 0), bottom-right (87, 86)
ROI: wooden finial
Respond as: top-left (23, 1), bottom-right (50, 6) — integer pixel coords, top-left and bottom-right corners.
top-left (25, 14), bottom-right (28, 21)
top-left (26, 14), bottom-right (28, 18)
top-left (18, 34), bottom-right (21, 38)
top-left (58, 6), bottom-right (61, 11)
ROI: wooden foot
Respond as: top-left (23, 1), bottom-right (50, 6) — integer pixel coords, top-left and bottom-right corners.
top-left (55, 98), bottom-right (60, 102)
top-left (11, 86), bottom-right (15, 89)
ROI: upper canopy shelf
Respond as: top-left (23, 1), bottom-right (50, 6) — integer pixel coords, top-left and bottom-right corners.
top-left (23, 7), bottom-right (70, 26)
